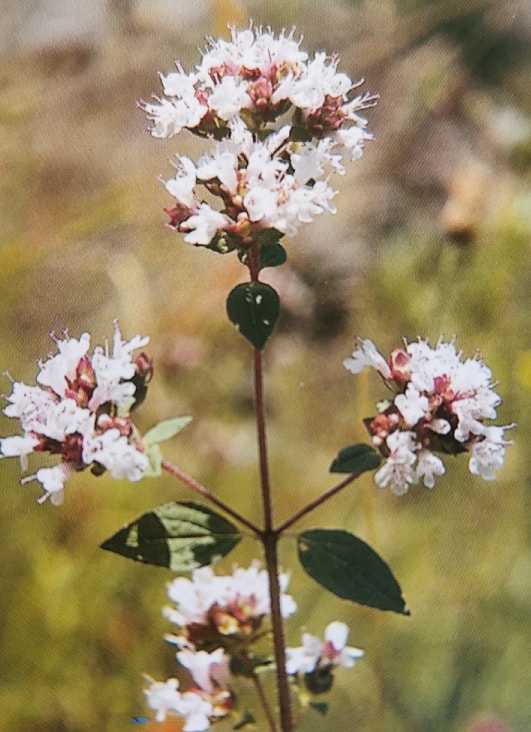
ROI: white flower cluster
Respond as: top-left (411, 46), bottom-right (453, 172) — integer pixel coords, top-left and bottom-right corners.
top-left (163, 561), bottom-right (297, 633)
top-left (146, 562), bottom-right (296, 729)
top-left (344, 337), bottom-right (514, 495)
top-left (146, 563), bottom-right (363, 726)
top-left (0, 323), bottom-right (152, 505)
top-left (140, 26), bottom-right (376, 251)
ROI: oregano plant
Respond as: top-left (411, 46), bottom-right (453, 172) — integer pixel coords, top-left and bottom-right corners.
top-left (0, 26), bottom-right (514, 732)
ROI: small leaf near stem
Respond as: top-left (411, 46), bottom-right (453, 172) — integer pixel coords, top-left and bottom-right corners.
top-left (238, 241), bottom-right (287, 270)
top-left (330, 443), bottom-right (381, 474)
top-left (226, 282), bottom-right (280, 350)
top-left (143, 416), bottom-right (192, 446)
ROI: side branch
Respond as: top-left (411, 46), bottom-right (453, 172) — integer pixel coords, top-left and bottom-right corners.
top-left (276, 473), bottom-right (360, 534)
top-left (161, 459), bottom-right (261, 536)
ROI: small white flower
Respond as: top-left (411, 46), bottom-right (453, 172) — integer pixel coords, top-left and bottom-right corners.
top-left (286, 632), bottom-right (322, 674)
top-left (286, 621), bottom-right (363, 675)
top-left (178, 691), bottom-right (213, 732)
top-left (468, 426), bottom-right (511, 480)
top-left (83, 428), bottom-right (147, 482)
top-left (324, 621), bottom-right (364, 668)
top-left (183, 204), bottom-right (230, 245)
top-left (161, 64), bottom-right (199, 98)
top-left (343, 339), bottom-right (392, 379)
top-left (22, 463), bottom-right (75, 506)
top-left (244, 185), bottom-right (280, 223)
top-left (2, 381), bottom-right (52, 420)
top-left (333, 125), bottom-right (372, 160)
top-left (165, 156), bottom-right (198, 207)
top-left (416, 450), bottom-right (445, 489)
top-left (37, 332), bottom-right (90, 396)
top-left (142, 95), bottom-right (206, 138)
top-left (177, 648), bottom-right (229, 694)
top-left (196, 151), bottom-right (239, 195)
top-left (208, 76), bottom-right (251, 121)
top-left (395, 384), bottom-right (428, 427)
top-left (0, 435), bottom-right (39, 461)
top-left (375, 431), bottom-right (419, 495)
top-left (144, 678), bottom-right (182, 723)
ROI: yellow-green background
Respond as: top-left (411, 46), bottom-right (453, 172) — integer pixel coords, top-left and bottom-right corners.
top-left (0, 1), bottom-right (529, 730)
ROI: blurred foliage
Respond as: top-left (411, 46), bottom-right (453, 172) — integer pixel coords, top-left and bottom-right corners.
top-left (0, 0), bottom-right (529, 731)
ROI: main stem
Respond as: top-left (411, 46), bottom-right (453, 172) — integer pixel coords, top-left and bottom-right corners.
top-left (249, 244), bottom-right (293, 732)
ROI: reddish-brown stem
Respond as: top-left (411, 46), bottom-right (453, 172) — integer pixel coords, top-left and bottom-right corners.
top-left (253, 673), bottom-right (279, 732)
top-left (247, 243), bottom-right (274, 534)
top-left (254, 348), bottom-right (274, 532)
top-left (160, 458), bottom-right (261, 536)
top-left (263, 532), bottom-right (293, 732)
top-left (247, 241), bottom-right (294, 732)
top-left (276, 473), bottom-right (360, 535)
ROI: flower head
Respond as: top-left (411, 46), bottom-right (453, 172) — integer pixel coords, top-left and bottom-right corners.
top-left (163, 561), bottom-right (296, 649)
top-left (140, 26), bottom-right (376, 254)
top-left (0, 322), bottom-right (152, 504)
top-left (344, 337), bottom-right (514, 495)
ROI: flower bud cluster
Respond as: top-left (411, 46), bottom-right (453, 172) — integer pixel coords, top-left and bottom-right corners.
top-left (344, 338), bottom-right (514, 495)
top-left (0, 323), bottom-right (152, 505)
top-left (139, 26), bottom-right (376, 252)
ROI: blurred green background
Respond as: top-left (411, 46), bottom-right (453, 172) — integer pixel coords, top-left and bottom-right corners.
top-left (0, 1), bottom-right (530, 730)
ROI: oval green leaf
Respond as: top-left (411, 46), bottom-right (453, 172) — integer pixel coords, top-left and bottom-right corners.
top-left (226, 282), bottom-right (280, 350)
top-left (259, 242), bottom-right (287, 269)
top-left (239, 242), bottom-right (287, 269)
top-left (143, 416), bottom-right (192, 446)
top-left (100, 501), bottom-right (242, 571)
top-left (297, 529), bottom-right (409, 615)
top-left (330, 444), bottom-right (381, 474)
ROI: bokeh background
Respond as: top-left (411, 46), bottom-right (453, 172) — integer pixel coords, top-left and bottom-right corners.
top-left (0, 1), bottom-right (530, 730)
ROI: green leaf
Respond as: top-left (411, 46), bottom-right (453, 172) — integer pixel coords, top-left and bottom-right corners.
top-left (260, 242), bottom-right (287, 268)
top-left (229, 652), bottom-right (273, 678)
top-left (297, 529), bottom-right (409, 615)
top-left (330, 443), bottom-right (381, 474)
top-left (238, 242), bottom-right (287, 269)
top-left (233, 711), bottom-right (256, 730)
top-left (100, 501), bottom-right (242, 571)
top-left (145, 444), bottom-right (162, 477)
top-left (309, 702), bottom-right (329, 716)
top-left (143, 416), bottom-right (192, 446)
top-left (226, 282), bottom-right (280, 350)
